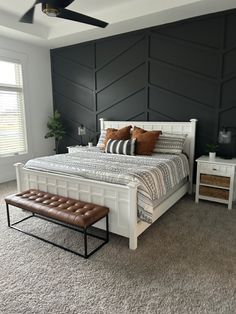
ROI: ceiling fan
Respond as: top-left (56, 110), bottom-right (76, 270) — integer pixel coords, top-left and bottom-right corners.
top-left (19, 0), bottom-right (108, 28)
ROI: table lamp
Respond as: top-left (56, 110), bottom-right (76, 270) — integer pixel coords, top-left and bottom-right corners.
top-left (218, 127), bottom-right (233, 159)
top-left (78, 125), bottom-right (86, 145)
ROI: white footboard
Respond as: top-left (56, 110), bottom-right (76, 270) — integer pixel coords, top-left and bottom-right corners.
top-left (14, 163), bottom-right (139, 249)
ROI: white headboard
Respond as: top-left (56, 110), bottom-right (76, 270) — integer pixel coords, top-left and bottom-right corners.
top-left (99, 118), bottom-right (197, 193)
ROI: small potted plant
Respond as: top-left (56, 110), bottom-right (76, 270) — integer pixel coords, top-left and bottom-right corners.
top-left (45, 110), bottom-right (66, 154)
top-left (206, 143), bottom-right (218, 160)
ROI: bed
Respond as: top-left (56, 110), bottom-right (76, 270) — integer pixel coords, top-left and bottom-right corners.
top-left (14, 118), bottom-right (197, 249)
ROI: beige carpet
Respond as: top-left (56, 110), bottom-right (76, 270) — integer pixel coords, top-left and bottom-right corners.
top-left (0, 181), bottom-right (236, 314)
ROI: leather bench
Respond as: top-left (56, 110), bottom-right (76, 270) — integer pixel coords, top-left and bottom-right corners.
top-left (5, 189), bottom-right (109, 258)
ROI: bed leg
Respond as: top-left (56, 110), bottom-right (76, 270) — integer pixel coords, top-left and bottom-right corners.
top-left (127, 182), bottom-right (139, 250)
top-left (129, 236), bottom-right (137, 250)
top-left (14, 163), bottom-right (24, 192)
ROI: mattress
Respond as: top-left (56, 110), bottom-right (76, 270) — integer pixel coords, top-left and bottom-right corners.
top-left (152, 178), bottom-right (187, 209)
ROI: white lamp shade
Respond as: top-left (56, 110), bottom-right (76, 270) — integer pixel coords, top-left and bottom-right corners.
top-left (218, 130), bottom-right (231, 144)
top-left (78, 125), bottom-right (86, 135)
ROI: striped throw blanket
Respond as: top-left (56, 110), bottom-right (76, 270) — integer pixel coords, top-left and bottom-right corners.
top-left (24, 148), bottom-right (189, 223)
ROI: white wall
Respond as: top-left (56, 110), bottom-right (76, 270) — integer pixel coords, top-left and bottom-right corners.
top-left (0, 36), bottom-right (54, 183)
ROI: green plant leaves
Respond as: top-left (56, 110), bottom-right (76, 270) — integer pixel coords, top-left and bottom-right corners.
top-left (45, 110), bottom-right (66, 153)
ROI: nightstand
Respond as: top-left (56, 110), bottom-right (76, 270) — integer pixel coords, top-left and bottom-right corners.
top-left (195, 156), bottom-right (236, 209)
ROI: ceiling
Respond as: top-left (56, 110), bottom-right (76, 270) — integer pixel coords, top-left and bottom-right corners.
top-left (0, 0), bottom-right (236, 48)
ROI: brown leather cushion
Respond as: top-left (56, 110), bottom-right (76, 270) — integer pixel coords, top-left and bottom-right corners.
top-left (5, 189), bottom-right (109, 229)
top-left (132, 126), bottom-right (162, 155)
top-left (104, 125), bottom-right (132, 147)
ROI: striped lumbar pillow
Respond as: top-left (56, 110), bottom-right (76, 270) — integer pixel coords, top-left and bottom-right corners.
top-left (105, 139), bottom-right (136, 155)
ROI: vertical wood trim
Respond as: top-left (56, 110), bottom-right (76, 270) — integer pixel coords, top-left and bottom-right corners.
top-left (94, 42), bottom-right (98, 134)
top-left (215, 15), bottom-right (227, 139)
top-left (145, 31), bottom-right (150, 120)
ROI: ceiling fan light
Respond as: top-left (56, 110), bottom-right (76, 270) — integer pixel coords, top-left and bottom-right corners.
top-left (43, 4), bottom-right (60, 17)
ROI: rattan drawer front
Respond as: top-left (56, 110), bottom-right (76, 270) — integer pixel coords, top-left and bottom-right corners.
top-left (199, 186), bottom-right (229, 200)
top-left (200, 174), bottom-right (230, 188)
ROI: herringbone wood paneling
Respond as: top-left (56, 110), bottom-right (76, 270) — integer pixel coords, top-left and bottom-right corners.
top-left (51, 9), bottom-right (236, 158)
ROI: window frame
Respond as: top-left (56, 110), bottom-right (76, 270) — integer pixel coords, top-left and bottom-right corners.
top-left (0, 49), bottom-right (33, 162)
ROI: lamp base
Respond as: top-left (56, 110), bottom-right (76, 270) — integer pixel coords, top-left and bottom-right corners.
top-left (218, 143), bottom-right (234, 160)
top-left (218, 154), bottom-right (232, 159)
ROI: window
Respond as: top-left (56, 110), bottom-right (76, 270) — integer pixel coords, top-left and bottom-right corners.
top-left (0, 59), bottom-right (28, 157)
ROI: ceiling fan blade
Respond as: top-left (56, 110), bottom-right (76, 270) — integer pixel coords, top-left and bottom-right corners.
top-left (42, 0), bottom-right (75, 9)
top-left (57, 9), bottom-right (108, 28)
top-left (19, 6), bottom-right (35, 23)
top-left (59, 0), bottom-right (75, 8)
top-left (19, 0), bottom-right (46, 23)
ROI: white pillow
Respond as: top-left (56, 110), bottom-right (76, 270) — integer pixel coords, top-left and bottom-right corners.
top-left (96, 130), bottom-right (107, 149)
top-left (153, 133), bottom-right (187, 154)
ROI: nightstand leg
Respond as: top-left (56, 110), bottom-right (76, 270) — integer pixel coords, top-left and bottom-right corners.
top-left (228, 174), bottom-right (234, 210)
top-left (195, 164), bottom-right (200, 204)
top-left (228, 198), bottom-right (232, 210)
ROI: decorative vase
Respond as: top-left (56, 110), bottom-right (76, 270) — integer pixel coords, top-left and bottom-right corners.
top-left (209, 152), bottom-right (216, 160)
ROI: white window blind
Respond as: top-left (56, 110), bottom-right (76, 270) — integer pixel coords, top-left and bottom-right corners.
top-left (0, 60), bottom-right (28, 157)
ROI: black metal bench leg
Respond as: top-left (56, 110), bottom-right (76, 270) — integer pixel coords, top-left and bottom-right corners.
top-left (6, 203), bottom-right (10, 227)
top-left (106, 214), bottom-right (109, 242)
top-left (84, 228), bottom-right (88, 258)
top-left (5, 203), bottom-right (109, 258)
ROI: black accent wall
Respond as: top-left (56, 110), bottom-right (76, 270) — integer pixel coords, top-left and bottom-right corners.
top-left (51, 9), bottom-right (236, 157)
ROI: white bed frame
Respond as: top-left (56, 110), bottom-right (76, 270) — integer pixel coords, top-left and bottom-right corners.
top-left (15, 119), bottom-right (197, 250)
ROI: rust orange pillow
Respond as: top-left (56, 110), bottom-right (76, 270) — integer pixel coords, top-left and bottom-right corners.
top-left (104, 125), bottom-right (132, 147)
top-left (132, 126), bottom-right (162, 155)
